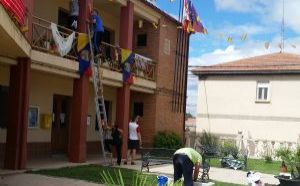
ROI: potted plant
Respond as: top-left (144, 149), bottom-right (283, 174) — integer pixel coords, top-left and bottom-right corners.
top-left (275, 147), bottom-right (300, 186)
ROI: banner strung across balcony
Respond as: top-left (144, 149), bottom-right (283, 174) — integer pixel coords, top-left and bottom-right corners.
top-left (50, 23), bottom-right (75, 57)
top-left (182, 0), bottom-right (205, 34)
top-left (121, 49), bottom-right (135, 85)
top-left (0, 0), bottom-right (25, 25)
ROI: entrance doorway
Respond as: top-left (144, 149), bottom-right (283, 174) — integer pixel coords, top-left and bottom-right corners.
top-left (51, 95), bottom-right (72, 155)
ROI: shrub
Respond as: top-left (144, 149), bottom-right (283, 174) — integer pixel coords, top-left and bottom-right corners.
top-left (220, 140), bottom-right (239, 159)
top-left (153, 132), bottom-right (182, 149)
top-left (199, 131), bottom-right (219, 148)
top-left (264, 155), bottom-right (273, 163)
top-left (198, 131), bottom-right (220, 156)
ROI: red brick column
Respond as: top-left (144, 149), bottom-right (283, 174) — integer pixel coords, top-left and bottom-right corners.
top-left (116, 0), bottom-right (134, 158)
top-left (68, 0), bottom-right (92, 163)
top-left (4, 58), bottom-right (31, 170)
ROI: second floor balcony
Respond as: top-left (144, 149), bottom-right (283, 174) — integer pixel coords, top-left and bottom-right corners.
top-left (31, 16), bottom-right (156, 82)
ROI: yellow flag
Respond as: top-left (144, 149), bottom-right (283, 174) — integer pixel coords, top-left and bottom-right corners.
top-left (227, 36), bottom-right (233, 44)
top-left (241, 32), bottom-right (247, 41)
top-left (77, 33), bottom-right (89, 51)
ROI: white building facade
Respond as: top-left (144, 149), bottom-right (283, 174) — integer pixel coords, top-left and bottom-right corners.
top-left (192, 53), bottom-right (300, 157)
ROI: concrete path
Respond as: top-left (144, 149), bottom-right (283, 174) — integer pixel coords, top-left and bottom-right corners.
top-left (120, 162), bottom-right (280, 185)
top-left (0, 173), bottom-right (103, 186)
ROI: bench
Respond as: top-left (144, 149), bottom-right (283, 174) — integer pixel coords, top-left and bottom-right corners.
top-left (140, 148), bottom-right (176, 172)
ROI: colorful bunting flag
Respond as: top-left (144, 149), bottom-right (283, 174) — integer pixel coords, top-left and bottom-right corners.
top-left (121, 49), bottom-right (135, 84)
top-left (77, 33), bottom-right (90, 52)
top-left (241, 32), bottom-right (247, 41)
top-left (227, 36), bottom-right (233, 44)
top-left (78, 56), bottom-right (92, 77)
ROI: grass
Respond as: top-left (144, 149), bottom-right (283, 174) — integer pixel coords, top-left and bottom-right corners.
top-left (209, 158), bottom-right (281, 175)
top-left (30, 164), bottom-right (244, 186)
top-left (30, 165), bottom-right (156, 186)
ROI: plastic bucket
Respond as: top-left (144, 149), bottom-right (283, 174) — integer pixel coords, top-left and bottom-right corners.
top-left (157, 175), bottom-right (168, 186)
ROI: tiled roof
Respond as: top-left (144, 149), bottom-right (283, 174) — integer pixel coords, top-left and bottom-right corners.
top-left (192, 52), bottom-right (300, 76)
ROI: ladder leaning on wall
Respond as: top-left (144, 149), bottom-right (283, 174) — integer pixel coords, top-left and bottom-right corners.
top-left (87, 25), bottom-right (109, 164)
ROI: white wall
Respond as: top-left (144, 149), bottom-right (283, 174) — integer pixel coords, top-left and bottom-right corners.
top-left (196, 75), bottom-right (300, 142)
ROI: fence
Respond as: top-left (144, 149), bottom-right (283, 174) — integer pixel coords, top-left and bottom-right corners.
top-left (31, 16), bottom-right (156, 81)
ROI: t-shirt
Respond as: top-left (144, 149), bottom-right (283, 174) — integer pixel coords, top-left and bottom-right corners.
top-left (128, 122), bottom-right (140, 140)
top-left (93, 15), bottom-right (104, 32)
top-left (174, 148), bottom-right (202, 165)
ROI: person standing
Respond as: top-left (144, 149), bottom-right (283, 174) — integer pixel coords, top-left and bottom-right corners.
top-left (69, 0), bottom-right (79, 30)
top-left (111, 123), bottom-right (123, 166)
top-left (173, 147), bottom-right (202, 186)
top-left (92, 9), bottom-right (104, 55)
top-left (125, 116), bottom-right (142, 165)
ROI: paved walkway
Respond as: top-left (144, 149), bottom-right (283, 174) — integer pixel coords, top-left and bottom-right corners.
top-left (0, 173), bottom-right (104, 186)
top-left (120, 162), bottom-right (280, 185)
top-left (0, 158), bottom-right (280, 186)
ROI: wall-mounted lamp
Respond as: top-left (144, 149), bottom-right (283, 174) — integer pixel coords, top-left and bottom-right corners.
top-left (138, 20), bottom-right (144, 28)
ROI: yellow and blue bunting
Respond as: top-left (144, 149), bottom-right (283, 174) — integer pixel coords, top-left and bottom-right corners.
top-left (121, 49), bottom-right (135, 84)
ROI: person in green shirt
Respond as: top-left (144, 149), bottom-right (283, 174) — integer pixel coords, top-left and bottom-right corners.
top-left (173, 147), bottom-right (202, 186)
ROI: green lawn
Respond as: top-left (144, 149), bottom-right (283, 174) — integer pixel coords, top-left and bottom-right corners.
top-left (209, 158), bottom-right (281, 175)
top-left (30, 164), bottom-right (243, 186)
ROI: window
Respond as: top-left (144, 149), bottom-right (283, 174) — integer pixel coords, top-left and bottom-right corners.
top-left (58, 8), bottom-right (69, 28)
top-left (133, 102), bottom-right (144, 117)
top-left (137, 34), bottom-right (147, 47)
top-left (0, 86), bottom-right (9, 129)
top-left (163, 39), bottom-right (171, 55)
top-left (256, 81), bottom-right (270, 102)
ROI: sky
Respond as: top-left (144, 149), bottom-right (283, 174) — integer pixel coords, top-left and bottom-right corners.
top-left (152, 0), bottom-right (300, 116)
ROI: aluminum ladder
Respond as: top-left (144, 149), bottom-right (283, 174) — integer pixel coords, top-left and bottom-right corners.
top-left (87, 25), bottom-right (109, 164)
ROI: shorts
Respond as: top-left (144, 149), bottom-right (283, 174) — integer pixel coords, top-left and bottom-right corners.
top-left (128, 140), bottom-right (139, 150)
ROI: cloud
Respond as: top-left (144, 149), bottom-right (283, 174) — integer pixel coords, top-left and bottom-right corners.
top-left (214, 0), bottom-right (300, 34)
top-left (211, 23), bottom-right (274, 38)
top-left (214, 0), bottom-right (265, 13)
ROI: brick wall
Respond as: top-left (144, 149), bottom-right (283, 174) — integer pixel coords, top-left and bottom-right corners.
top-left (130, 92), bottom-right (156, 147)
top-left (132, 17), bottom-right (186, 146)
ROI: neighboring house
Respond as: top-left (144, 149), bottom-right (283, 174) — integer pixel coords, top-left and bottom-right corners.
top-left (0, 0), bottom-right (189, 169)
top-left (192, 52), bottom-right (300, 157)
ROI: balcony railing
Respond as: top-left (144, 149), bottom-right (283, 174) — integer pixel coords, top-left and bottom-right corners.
top-left (31, 16), bottom-right (156, 81)
top-left (32, 16), bottom-right (78, 60)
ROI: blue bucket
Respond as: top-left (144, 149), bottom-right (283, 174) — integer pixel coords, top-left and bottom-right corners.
top-left (157, 175), bottom-right (168, 186)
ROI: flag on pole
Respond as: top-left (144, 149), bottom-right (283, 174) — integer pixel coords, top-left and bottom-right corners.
top-left (182, 0), bottom-right (206, 34)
